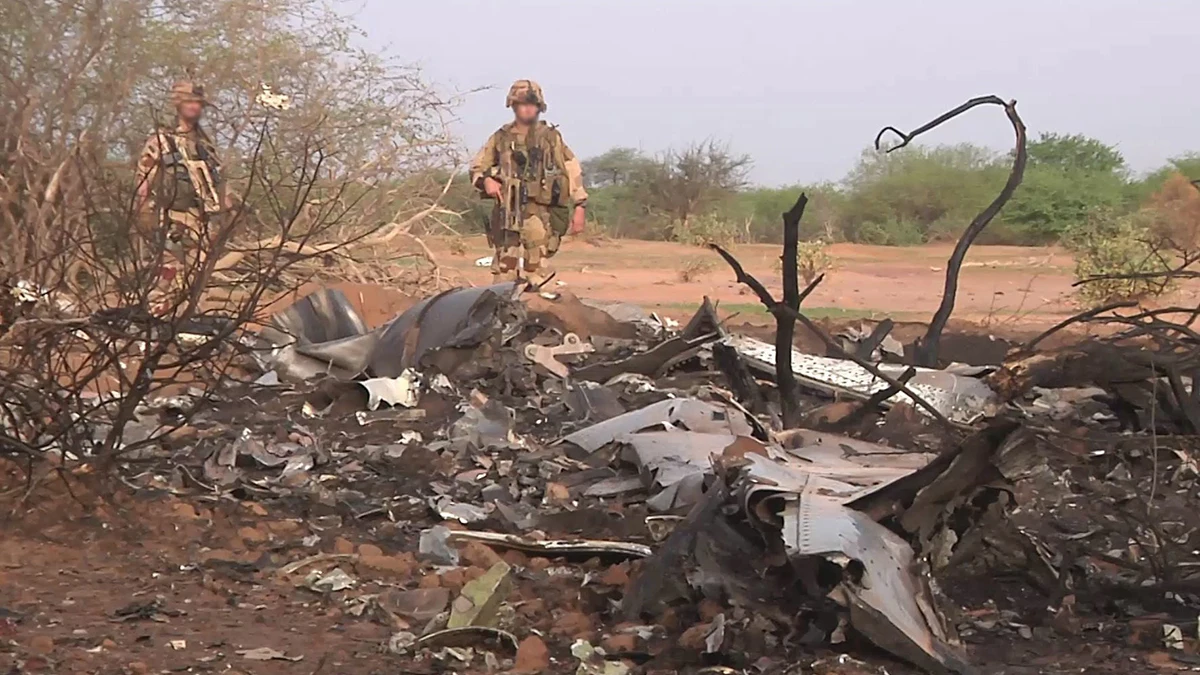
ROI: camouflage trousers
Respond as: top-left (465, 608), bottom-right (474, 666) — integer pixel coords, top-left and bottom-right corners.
top-left (489, 205), bottom-right (569, 285)
top-left (138, 208), bottom-right (207, 312)
top-left (491, 211), bottom-right (550, 283)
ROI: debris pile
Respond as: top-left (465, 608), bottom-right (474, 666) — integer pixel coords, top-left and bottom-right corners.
top-left (77, 259), bottom-right (1048, 674)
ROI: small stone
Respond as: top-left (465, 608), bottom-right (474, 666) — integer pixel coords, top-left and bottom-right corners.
top-left (27, 635), bottom-right (54, 654)
top-left (265, 520), bottom-right (299, 534)
top-left (502, 549), bottom-right (528, 567)
top-left (602, 633), bottom-right (637, 653)
top-left (679, 621), bottom-right (712, 651)
top-left (461, 542), bottom-right (502, 569)
top-left (333, 537), bottom-right (355, 555)
top-left (127, 662), bottom-right (150, 675)
top-left (360, 552), bottom-right (415, 579)
top-left (358, 543), bottom-right (384, 558)
top-left (170, 502), bottom-right (198, 520)
top-left (544, 482), bottom-right (572, 505)
top-left (246, 503), bottom-right (268, 517)
top-left (527, 557), bottom-right (552, 571)
top-left (417, 573), bottom-right (441, 589)
top-left (599, 563), bottom-right (629, 588)
top-left (551, 611), bottom-right (594, 639)
top-left (101, 639), bottom-right (117, 650)
top-left (698, 598), bottom-right (724, 622)
top-left (237, 526), bottom-right (267, 544)
top-left (440, 568), bottom-right (466, 589)
top-left (513, 635), bottom-right (550, 673)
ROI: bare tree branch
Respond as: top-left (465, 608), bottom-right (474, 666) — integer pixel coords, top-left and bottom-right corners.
top-left (877, 96), bottom-right (1028, 367)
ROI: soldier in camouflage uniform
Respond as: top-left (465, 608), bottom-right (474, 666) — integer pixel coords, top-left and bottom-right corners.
top-left (469, 80), bottom-right (587, 285)
top-left (135, 80), bottom-right (224, 283)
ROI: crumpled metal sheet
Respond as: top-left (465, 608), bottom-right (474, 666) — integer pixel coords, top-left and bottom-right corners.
top-left (619, 431), bottom-right (769, 511)
top-left (258, 283), bottom-right (522, 384)
top-left (739, 456), bottom-right (969, 674)
top-left (254, 288), bottom-right (376, 380)
top-left (784, 496), bottom-right (966, 673)
top-left (723, 335), bottom-right (998, 425)
top-left (732, 440), bottom-right (974, 674)
top-left (272, 287), bottom-right (369, 346)
top-left (621, 431), bottom-right (738, 490)
top-left (560, 398), bottom-right (755, 453)
top-left (368, 282), bottom-right (522, 378)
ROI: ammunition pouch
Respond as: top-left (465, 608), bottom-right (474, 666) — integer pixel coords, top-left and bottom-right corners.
top-left (159, 132), bottom-right (222, 214)
top-left (548, 206), bottom-right (569, 238)
top-left (162, 153), bottom-right (201, 212)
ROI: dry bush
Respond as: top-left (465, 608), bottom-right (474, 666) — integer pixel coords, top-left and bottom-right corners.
top-left (447, 237), bottom-right (469, 257)
top-left (678, 257), bottom-right (716, 283)
top-left (1144, 173), bottom-right (1200, 254)
top-left (0, 0), bottom-right (456, 499)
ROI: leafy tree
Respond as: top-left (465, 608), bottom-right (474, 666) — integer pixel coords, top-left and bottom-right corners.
top-left (1004, 134), bottom-right (1129, 242)
top-left (724, 185), bottom-right (844, 243)
top-left (1026, 132), bottom-right (1127, 175)
top-left (1003, 167), bottom-right (1128, 243)
top-left (1134, 153), bottom-right (1200, 202)
top-left (637, 141), bottom-right (751, 235)
top-left (582, 147), bottom-right (655, 188)
top-left (840, 144), bottom-right (1005, 244)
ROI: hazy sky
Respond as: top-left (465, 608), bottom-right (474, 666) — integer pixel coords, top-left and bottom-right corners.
top-left (359, 0), bottom-right (1196, 186)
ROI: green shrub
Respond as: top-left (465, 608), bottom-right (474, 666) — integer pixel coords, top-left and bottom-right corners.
top-left (796, 240), bottom-right (834, 284)
top-left (847, 219), bottom-right (925, 246)
top-left (669, 212), bottom-right (740, 248)
top-left (1062, 209), bottom-right (1172, 305)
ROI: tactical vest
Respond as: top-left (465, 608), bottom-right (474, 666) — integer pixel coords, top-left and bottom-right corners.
top-left (158, 128), bottom-right (220, 213)
top-left (494, 122), bottom-right (570, 208)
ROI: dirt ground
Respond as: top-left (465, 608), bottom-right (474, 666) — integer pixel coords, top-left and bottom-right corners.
top-left (426, 237), bottom-right (1088, 327)
top-left (3, 239), bottom-right (1196, 674)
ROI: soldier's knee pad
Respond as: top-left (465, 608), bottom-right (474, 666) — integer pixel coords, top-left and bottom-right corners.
top-left (521, 215), bottom-right (547, 247)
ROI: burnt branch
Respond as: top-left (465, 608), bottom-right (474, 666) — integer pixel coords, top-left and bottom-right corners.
top-left (709, 244), bottom-right (955, 430)
top-left (1022, 300), bottom-right (1139, 352)
top-left (877, 96), bottom-right (1027, 367)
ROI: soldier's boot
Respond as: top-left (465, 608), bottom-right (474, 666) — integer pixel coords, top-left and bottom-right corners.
top-left (521, 241), bottom-right (553, 288)
top-left (491, 247), bottom-right (520, 284)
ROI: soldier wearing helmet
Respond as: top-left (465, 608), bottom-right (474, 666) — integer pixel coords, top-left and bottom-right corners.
top-left (469, 79), bottom-right (587, 285)
top-left (134, 78), bottom-right (225, 290)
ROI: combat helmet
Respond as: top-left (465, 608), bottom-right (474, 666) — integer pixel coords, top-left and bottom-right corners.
top-left (506, 79), bottom-right (546, 112)
top-left (169, 80), bottom-right (208, 107)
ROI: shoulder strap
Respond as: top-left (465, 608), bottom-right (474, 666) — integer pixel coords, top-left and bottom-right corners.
top-left (541, 122), bottom-right (566, 169)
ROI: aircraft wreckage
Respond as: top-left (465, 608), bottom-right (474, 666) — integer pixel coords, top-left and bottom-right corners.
top-left (238, 280), bottom-right (1047, 674)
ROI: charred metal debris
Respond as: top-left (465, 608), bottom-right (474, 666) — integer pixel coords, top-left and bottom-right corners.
top-left (106, 99), bottom-right (1200, 673)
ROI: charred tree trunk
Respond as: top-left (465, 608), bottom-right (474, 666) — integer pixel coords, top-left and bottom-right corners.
top-left (876, 96), bottom-right (1027, 367)
top-left (776, 195), bottom-right (807, 427)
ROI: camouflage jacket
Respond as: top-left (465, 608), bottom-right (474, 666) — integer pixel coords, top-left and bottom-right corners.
top-left (135, 123), bottom-right (223, 213)
top-left (468, 121), bottom-right (587, 207)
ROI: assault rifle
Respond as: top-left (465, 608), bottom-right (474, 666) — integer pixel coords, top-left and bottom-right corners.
top-left (167, 131), bottom-right (222, 215)
top-left (485, 143), bottom-right (528, 247)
